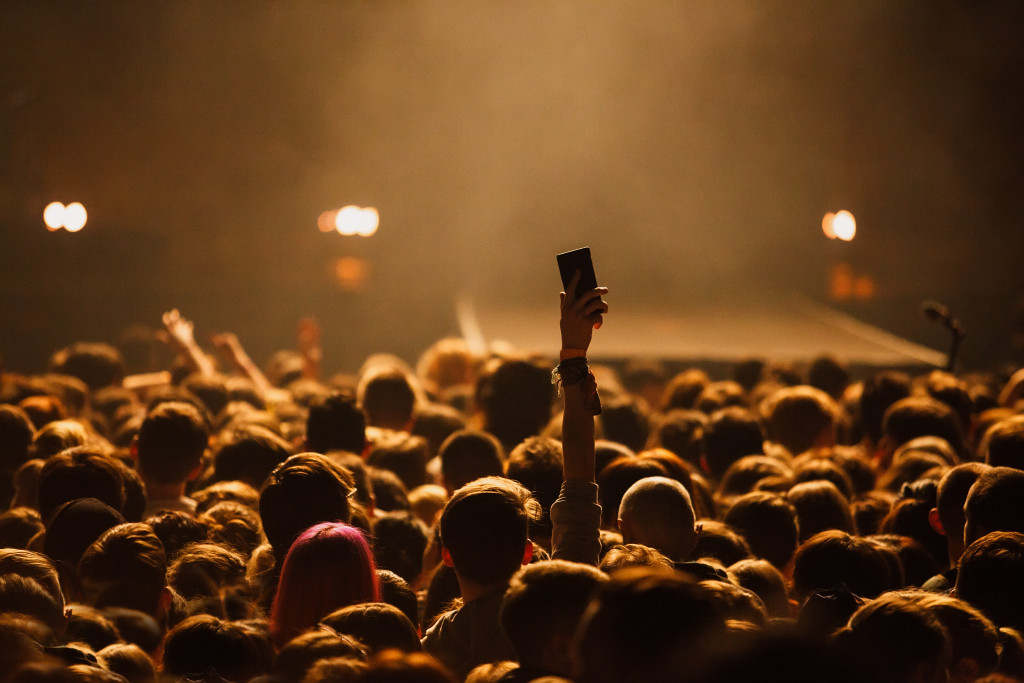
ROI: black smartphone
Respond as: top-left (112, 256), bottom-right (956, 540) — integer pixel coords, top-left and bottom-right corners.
top-left (557, 247), bottom-right (598, 300)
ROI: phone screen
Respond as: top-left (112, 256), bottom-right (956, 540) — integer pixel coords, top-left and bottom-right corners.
top-left (557, 247), bottom-right (598, 299)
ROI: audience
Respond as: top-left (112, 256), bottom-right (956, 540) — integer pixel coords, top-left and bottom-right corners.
top-left (0, 274), bottom-right (1022, 683)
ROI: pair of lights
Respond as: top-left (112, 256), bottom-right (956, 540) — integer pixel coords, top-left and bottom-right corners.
top-left (44, 202), bottom-right (88, 232)
top-left (822, 210), bottom-right (856, 241)
top-left (318, 206), bottom-right (379, 236)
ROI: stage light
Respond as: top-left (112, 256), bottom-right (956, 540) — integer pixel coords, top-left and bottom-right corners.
top-left (832, 210), bottom-right (856, 241)
top-left (821, 212), bottom-right (836, 239)
top-left (334, 256), bottom-right (369, 290)
top-left (317, 210), bottom-right (336, 232)
top-left (44, 202), bottom-right (66, 230)
top-left (63, 203), bottom-right (87, 232)
top-left (354, 207), bottom-right (379, 236)
top-left (335, 205), bottom-right (362, 235)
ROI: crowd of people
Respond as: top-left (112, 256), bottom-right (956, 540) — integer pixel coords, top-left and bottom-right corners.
top-left (2, 275), bottom-right (1024, 683)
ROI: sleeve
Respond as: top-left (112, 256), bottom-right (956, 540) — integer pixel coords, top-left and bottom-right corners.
top-left (550, 478), bottom-right (602, 566)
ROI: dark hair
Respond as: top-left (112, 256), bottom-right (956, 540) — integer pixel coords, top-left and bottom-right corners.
top-left (439, 477), bottom-right (540, 587)
top-left (761, 386), bottom-right (839, 456)
top-left (647, 409), bottom-right (706, 467)
top-left (786, 480), bottom-right (854, 543)
top-left (162, 614), bottom-right (272, 681)
top-left (956, 531), bottom-right (1024, 631)
top-left (358, 366), bottom-right (420, 431)
top-left (599, 543), bottom-right (675, 573)
top-left (722, 492), bottom-right (799, 570)
top-left (500, 559), bottom-right (607, 667)
top-left (702, 407), bottom-right (764, 481)
top-left (475, 357), bottom-right (555, 453)
top-left (212, 424), bottom-right (292, 489)
top-left (439, 430), bottom-right (504, 493)
top-left (167, 542), bottom-right (247, 603)
top-left (791, 530), bottom-right (892, 600)
top-left (882, 396), bottom-right (967, 459)
top-left (598, 396), bottom-right (651, 453)
top-left (136, 401), bottom-right (209, 485)
top-left (366, 431), bottom-right (430, 491)
top-left (145, 510), bottom-right (209, 561)
top-left (691, 521), bottom-right (753, 567)
top-left (49, 342), bottom-right (125, 391)
top-left (964, 467), bottom-right (1024, 546)
top-left (980, 415), bottom-right (1024, 470)
top-left (371, 512), bottom-right (429, 584)
top-left (717, 455), bottom-right (790, 500)
top-left (306, 392), bottom-right (367, 455)
top-left (37, 447), bottom-right (126, 520)
top-left (597, 456), bottom-right (668, 530)
top-left (322, 602), bottom-right (421, 654)
top-left (505, 436), bottom-right (564, 542)
top-left (858, 371), bottom-right (911, 446)
top-left (410, 402), bottom-right (467, 460)
top-left (727, 558), bottom-right (790, 619)
top-left (77, 522), bottom-right (167, 616)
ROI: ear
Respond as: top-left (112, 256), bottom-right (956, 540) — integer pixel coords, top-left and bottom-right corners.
top-left (699, 453), bottom-right (712, 476)
top-left (157, 586), bottom-right (173, 620)
top-left (129, 435), bottom-right (140, 462)
top-left (441, 547), bottom-right (454, 568)
top-left (928, 507), bottom-right (945, 536)
top-left (186, 461), bottom-right (203, 482)
top-left (522, 541), bottom-right (534, 565)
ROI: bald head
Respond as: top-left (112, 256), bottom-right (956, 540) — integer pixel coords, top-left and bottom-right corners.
top-left (617, 476), bottom-right (698, 562)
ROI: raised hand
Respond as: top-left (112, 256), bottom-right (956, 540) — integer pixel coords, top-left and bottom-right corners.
top-left (559, 270), bottom-right (609, 352)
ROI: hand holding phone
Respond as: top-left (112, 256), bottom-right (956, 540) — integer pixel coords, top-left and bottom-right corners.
top-left (557, 246), bottom-right (608, 349)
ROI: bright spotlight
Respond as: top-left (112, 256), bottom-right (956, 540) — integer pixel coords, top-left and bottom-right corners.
top-left (317, 211), bottom-right (337, 233)
top-left (354, 207), bottom-right (379, 236)
top-left (821, 212), bottom-right (836, 239)
top-left (44, 202), bottom-right (66, 231)
top-left (832, 210), bottom-right (856, 241)
top-left (335, 205), bottom-right (362, 236)
top-left (63, 203), bottom-right (87, 232)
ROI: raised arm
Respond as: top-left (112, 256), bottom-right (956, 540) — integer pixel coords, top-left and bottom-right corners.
top-left (161, 308), bottom-right (216, 377)
top-left (550, 270), bottom-right (608, 565)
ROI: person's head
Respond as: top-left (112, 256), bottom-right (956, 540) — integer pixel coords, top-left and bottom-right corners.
top-left (0, 507), bottom-right (44, 550)
top-left (963, 467), bottom-right (1024, 546)
top-left (358, 366), bottom-right (421, 432)
top-left (0, 549), bottom-right (63, 613)
top-left (438, 430), bottom-right (504, 495)
top-left (694, 381), bottom-right (747, 414)
top-left (573, 568), bottom-right (726, 683)
top-left (838, 593), bottom-right (950, 683)
top-left (761, 386), bottom-right (840, 456)
top-left (500, 559), bottom-right (607, 674)
top-left (727, 558), bottom-right (790, 619)
top-left (411, 403), bottom-right (467, 459)
top-left (882, 396), bottom-right (967, 461)
top-left (417, 337), bottom-right (478, 398)
top-left (181, 373), bottom-right (231, 422)
top-left (809, 355), bottom-right (850, 401)
top-left (596, 456), bottom-right (669, 530)
top-left (356, 649), bottom-right (456, 683)
top-left (646, 409), bottom-right (707, 468)
top-left (505, 436), bottom-right (564, 545)
top-left (134, 401), bottom-right (209, 487)
top-left (474, 356), bottom-right (555, 453)
top-left (598, 396), bottom-right (651, 453)
top-left (858, 371), bottom-right (912, 448)
top-left (791, 530), bottom-right (893, 601)
top-left (690, 521), bottom-right (753, 567)
top-left (955, 531), bottom-right (1024, 631)
top-left (0, 575), bottom-right (66, 643)
top-left (930, 462), bottom-right (989, 564)
top-left (37, 448), bottom-right (127, 521)
top-left (198, 500), bottom-right (262, 559)
top-left (270, 521), bottom-right (380, 647)
top-left (371, 512), bottom-right (429, 585)
top-left (274, 626), bottom-right (367, 680)
top-left (786, 480), bottom-right (854, 543)
top-left (598, 543), bottom-right (675, 573)
top-left (702, 407), bottom-right (765, 481)
top-left (366, 431), bottom-right (430, 491)
top-left (212, 424), bottom-right (293, 489)
top-left (49, 342), bottom-right (125, 391)
top-left (722, 492), bottom-right (799, 570)
top-left (321, 602), bottom-right (421, 654)
top-left (145, 510), bottom-right (209, 561)
top-left (306, 392), bottom-right (367, 455)
top-left (979, 414), bottom-right (1024, 470)
top-left (902, 592), bottom-right (999, 683)
top-left (439, 477), bottom-right (540, 590)
top-left (717, 455), bottom-right (791, 500)
top-left (259, 452), bottom-right (356, 564)
top-left (660, 369), bottom-right (711, 412)
top-left (617, 476), bottom-right (698, 563)
top-left (161, 613), bottom-right (272, 681)
top-left (77, 522), bottom-right (168, 619)
top-left (0, 404), bottom-right (35, 481)
top-left (166, 542), bottom-right (247, 604)
top-left (96, 643), bottom-right (157, 683)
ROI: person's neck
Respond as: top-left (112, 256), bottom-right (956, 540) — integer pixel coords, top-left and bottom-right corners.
top-left (143, 479), bottom-right (187, 502)
top-left (457, 577), bottom-right (510, 604)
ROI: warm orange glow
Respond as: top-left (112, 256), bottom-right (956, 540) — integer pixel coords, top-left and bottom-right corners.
top-left (44, 202), bottom-right (65, 230)
top-left (63, 202), bottom-right (87, 232)
top-left (354, 207), bottom-right (379, 236)
top-left (854, 275), bottom-right (876, 299)
top-left (833, 210), bottom-right (856, 241)
top-left (830, 262), bottom-right (854, 300)
top-left (317, 211), bottom-right (336, 232)
top-left (335, 256), bottom-right (370, 290)
top-left (821, 212), bottom-right (836, 239)
top-left (335, 205), bottom-right (362, 236)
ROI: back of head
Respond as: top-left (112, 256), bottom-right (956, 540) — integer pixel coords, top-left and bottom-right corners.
top-left (322, 601), bottom-right (420, 654)
top-left (439, 430), bottom-right (504, 493)
top-left (0, 575), bottom-right (65, 642)
top-left (37, 447), bottom-right (126, 521)
top-left (475, 356), bottom-right (554, 452)
top-left (702, 407), bottom-right (765, 481)
top-left (617, 476), bottom-right (697, 562)
top-left (96, 643), bottom-right (157, 683)
top-left (858, 371), bottom-right (911, 447)
top-left (882, 396), bottom-right (967, 459)
top-left (31, 419), bottom-right (90, 460)
top-left (274, 628), bottom-right (367, 681)
top-left (573, 568), bottom-right (725, 683)
top-left (271, 521), bottom-right (380, 647)
top-left (791, 530), bottom-right (892, 601)
top-left (727, 558), bottom-right (790, 619)
top-left (259, 452), bottom-right (355, 560)
top-left (911, 593), bottom-right (999, 680)
top-left (955, 531), bottom-right (1024, 631)
top-left (598, 396), bottom-right (651, 453)
top-left (0, 404), bottom-right (34, 478)
top-left (162, 613), bottom-right (272, 681)
top-left (761, 386), bottom-right (839, 456)
top-left (500, 559), bottom-right (607, 670)
top-left (964, 467), bottom-right (1024, 546)
top-left (596, 456), bottom-right (669, 530)
top-left (722, 492), bottom-right (799, 570)
top-left (661, 369), bottom-right (711, 411)
top-left (50, 342), bottom-right (125, 391)
top-left (808, 355), bottom-right (850, 401)
top-left (980, 415), bottom-right (1024, 470)
top-left (77, 522), bottom-right (167, 615)
top-left (717, 455), bottom-right (791, 500)
top-left (366, 431), bottom-right (430, 491)
top-left (648, 409), bottom-right (707, 467)
top-left (839, 593), bottom-right (950, 683)
top-left (599, 543), bottom-right (675, 573)
top-left (359, 366), bottom-right (421, 431)
top-left (136, 401), bottom-right (209, 486)
top-left (439, 477), bottom-right (540, 588)
top-left (505, 436), bottom-right (564, 542)
top-left (212, 424), bottom-right (292, 489)
top-left (411, 402), bottom-right (467, 459)
top-left (786, 480), bottom-right (854, 542)
top-left (306, 392), bottom-right (367, 455)
top-left (936, 462), bottom-right (989, 549)
top-left (691, 521), bottom-right (753, 567)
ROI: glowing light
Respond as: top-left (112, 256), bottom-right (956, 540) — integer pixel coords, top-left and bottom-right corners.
top-left (821, 212), bottom-right (836, 239)
top-left (832, 210), bottom-right (856, 241)
top-left (63, 203), bottom-right (87, 232)
top-left (334, 256), bottom-right (369, 290)
top-left (354, 207), bottom-right (379, 236)
top-left (44, 202), bottom-right (66, 230)
top-left (317, 211), bottom-right (337, 233)
top-left (335, 205), bottom-right (362, 236)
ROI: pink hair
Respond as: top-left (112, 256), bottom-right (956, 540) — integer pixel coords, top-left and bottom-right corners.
top-left (270, 521), bottom-right (380, 648)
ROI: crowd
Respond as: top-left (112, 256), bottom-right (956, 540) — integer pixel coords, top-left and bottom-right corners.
top-left (2, 275), bottom-right (1024, 683)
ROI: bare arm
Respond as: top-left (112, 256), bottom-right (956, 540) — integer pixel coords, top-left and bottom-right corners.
top-left (212, 332), bottom-right (274, 395)
top-left (161, 309), bottom-right (216, 377)
top-left (297, 316), bottom-right (322, 381)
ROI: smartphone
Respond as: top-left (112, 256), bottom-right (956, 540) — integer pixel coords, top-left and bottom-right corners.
top-left (557, 247), bottom-right (598, 299)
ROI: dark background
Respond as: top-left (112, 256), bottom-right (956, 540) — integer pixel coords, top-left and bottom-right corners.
top-left (2, 1), bottom-right (1022, 374)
